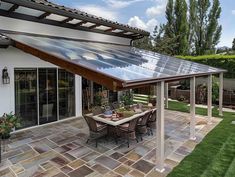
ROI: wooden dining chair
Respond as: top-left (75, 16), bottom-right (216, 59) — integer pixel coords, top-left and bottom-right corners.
top-left (112, 102), bottom-right (120, 109)
top-left (136, 111), bottom-right (152, 141)
top-left (117, 118), bottom-right (139, 148)
top-left (83, 116), bottom-right (108, 147)
top-left (147, 109), bottom-right (157, 136)
top-left (92, 106), bottom-right (103, 115)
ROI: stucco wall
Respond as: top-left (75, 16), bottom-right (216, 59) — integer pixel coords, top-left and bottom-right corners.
top-left (0, 16), bottom-right (131, 45)
top-left (0, 46), bottom-right (82, 117)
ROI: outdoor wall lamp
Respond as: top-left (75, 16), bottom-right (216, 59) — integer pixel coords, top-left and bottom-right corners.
top-left (2, 67), bottom-right (10, 84)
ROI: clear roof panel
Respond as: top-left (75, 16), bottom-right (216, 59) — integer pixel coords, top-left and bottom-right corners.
top-left (14, 6), bottom-right (45, 17)
top-left (5, 33), bottom-right (224, 83)
top-left (0, 2), bottom-right (13, 11)
top-left (45, 14), bottom-right (67, 21)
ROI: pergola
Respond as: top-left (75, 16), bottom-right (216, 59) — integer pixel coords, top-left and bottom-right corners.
top-left (2, 32), bottom-right (226, 172)
top-left (0, 0), bottom-right (148, 40)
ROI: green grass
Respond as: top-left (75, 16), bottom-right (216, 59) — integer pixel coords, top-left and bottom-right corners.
top-left (167, 101), bottom-right (235, 177)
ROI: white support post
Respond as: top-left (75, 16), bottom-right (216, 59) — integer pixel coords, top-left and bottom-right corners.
top-left (207, 74), bottom-right (213, 124)
top-left (155, 81), bottom-right (165, 173)
top-left (219, 73), bottom-right (223, 116)
top-left (165, 83), bottom-right (169, 109)
top-left (90, 81), bottom-right (94, 105)
top-left (190, 77), bottom-right (196, 140)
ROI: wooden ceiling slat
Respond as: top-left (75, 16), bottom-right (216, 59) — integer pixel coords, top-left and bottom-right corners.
top-left (88, 24), bottom-right (101, 29)
top-left (75, 21), bottom-right (87, 26)
top-left (8, 4), bottom-right (19, 13)
top-left (60, 17), bottom-right (73, 24)
top-left (104, 28), bottom-right (115, 32)
top-left (37, 12), bottom-right (51, 19)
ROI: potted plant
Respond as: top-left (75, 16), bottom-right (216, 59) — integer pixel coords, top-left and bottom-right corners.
top-left (0, 112), bottom-right (21, 139)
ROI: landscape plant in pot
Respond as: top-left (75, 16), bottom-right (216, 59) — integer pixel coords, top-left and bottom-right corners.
top-left (0, 112), bottom-right (21, 139)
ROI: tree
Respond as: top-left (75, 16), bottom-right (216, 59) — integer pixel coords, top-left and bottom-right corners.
top-left (133, 36), bottom-right (153, 50)
top-left (188, 0), bottom-right (197, 53)
top-left (193, 0), bottom-right (222, 55)
top-left (165, 0), bottom-right (175, 40)
top-left (232, 38), bottom-right (235, 51)
top-left (174, 0), bottom-right (189, 55)
top-left (153, 24), bottom-right (178, 55)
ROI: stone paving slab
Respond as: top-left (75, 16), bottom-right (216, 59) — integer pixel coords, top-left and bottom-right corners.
top-left (0, 110), bottom-right (221, 177)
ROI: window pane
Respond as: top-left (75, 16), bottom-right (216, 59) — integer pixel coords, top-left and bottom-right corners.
top-left (15, 69), bottom-right (38, 128)
top-left (58, 69), bottom-right (75, 119)
top-left (39, 68), bottom-right (57, 124)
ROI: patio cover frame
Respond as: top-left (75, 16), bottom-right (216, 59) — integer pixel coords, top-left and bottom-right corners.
top-left (3, 32), bottom-right (226, 91)
top-left (0, 0), bottom-right (149, 39)
top-left (3, 32), bottom-right (226, 172)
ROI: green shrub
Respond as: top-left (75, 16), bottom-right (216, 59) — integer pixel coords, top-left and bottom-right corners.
top-left (176, 55), bottom-right (235, 78)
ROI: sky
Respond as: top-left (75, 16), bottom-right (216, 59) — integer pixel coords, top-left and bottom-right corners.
top-left (51, 0), bottom-right (235, 47)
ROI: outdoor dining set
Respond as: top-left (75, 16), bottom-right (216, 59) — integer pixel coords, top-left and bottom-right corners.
top-left (84, 102), bottom-right (157, 148)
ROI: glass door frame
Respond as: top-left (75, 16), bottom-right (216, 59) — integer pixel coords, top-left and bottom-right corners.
top-left (15, 67), bottom-right (75, 128)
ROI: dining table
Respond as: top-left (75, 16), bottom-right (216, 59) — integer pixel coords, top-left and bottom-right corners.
top-left (85, 108), bottom-right (156, 127)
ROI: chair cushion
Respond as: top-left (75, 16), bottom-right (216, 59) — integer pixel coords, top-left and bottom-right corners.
top-left (96, 123), bottom-right (107, 131)
top-left (118, 123), bottom-right (129, 131)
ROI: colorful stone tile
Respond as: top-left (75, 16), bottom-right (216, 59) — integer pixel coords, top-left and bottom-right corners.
top-left (10, 164), bottom-right (25, 174)
top-left (110, 152), bottom-right (124, 160)
top-left (129, 170), bottom-right (145, 177)
top-left (0, 168), bottom-right (16, 177)
top-left (95, 155), bottom-right (121, 170)
top-left (81, 151), bottom-right (100, 162)
top-left (125, 152), bottom-right (142, 161)
top-left (67, 146), bottom-right (91, 158)
top-left (68, 165), bottom-right (94, 177)
top-left (114, 165), bottom-right (131, 175)
top-left (9, 150), bottom-right (38, 164)
top-left (68, 159), bottom-right (85, 169)
top-left (132, 159), bottom-right (155, 174)
top-left (20, 150), bottom-right (58, 169)
top-left (61, 165), bottom-right (73, 174)
top-left (92, 164), bottom-right (109, 175)
top-left (50, 156), bottom-right (70, 167)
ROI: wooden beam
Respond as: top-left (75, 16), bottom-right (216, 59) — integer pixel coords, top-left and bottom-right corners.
top-left (88, 24), bottom-right (100, 29)
top-left (8, 4), bottom-right (19, 13)
top-left (13, 40), bottom-right (124, 91)
top-left (60, 17), bottom-right (73, 24)
top-left (37, 12), bottom-right (51, 19)
top-left (105, 27), bottom-right (115, 32)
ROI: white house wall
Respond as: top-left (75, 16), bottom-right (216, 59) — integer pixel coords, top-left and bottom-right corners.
top-left (0, 16), bottom-right (131, 45)
top-left (0, 46), bottom-right (82, 117)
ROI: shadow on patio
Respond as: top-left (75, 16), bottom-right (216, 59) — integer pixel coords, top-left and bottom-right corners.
top-left (0, 110), bottom-right (221, 177)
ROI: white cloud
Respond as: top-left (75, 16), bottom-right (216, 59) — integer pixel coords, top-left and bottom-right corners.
top-left (146, 4), bottom-right (166, 18)
top-left (128, 16), bottom-right (158, 33)
top-left (78, 5), bottom-right (118, 21)
top-left (232, 10), bottom-right (235, 15)
top-left (103, 0), bottom-right (144, 9)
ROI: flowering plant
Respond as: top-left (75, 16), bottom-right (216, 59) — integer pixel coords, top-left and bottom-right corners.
top-left (0, 112), bottom-right (21, 139)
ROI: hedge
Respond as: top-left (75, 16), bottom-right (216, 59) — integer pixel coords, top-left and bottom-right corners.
top-left (176, 55), bottom-right (235, 78)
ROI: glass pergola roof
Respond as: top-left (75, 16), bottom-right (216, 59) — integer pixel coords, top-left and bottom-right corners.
top-left (4, 33), bottom-right (225, 90)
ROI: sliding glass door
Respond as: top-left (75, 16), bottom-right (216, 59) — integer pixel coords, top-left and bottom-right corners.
top-left (58, 69), bottom-right (75, 119)
top-left (39, 68), bottom-right (57, 124)
top-left (15, 68), bottom-right (75, 128)
top-left (15, 69), bottom-right (38, 128)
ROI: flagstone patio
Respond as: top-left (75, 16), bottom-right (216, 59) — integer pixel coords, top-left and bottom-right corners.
top-left (0, 110), bottom-right (221, 177)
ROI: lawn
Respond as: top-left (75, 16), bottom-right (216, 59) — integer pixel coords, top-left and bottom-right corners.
top-left (167, 101), bottom-right (235, 177)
